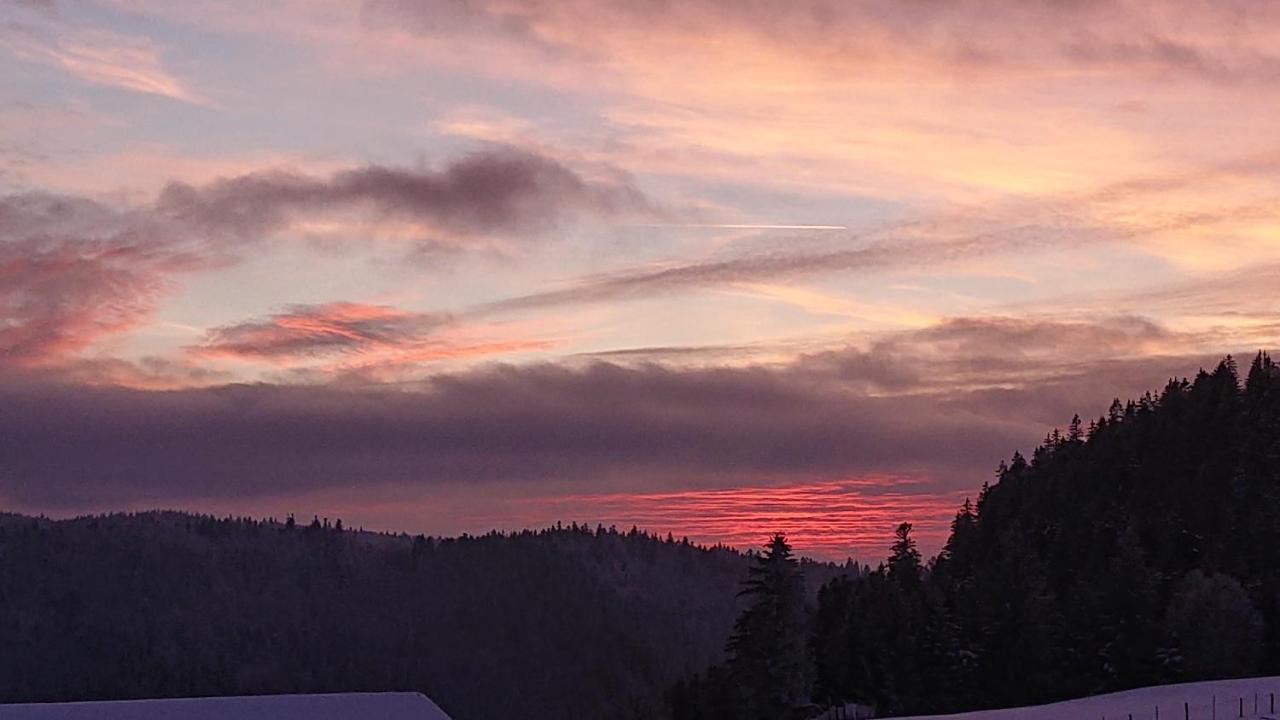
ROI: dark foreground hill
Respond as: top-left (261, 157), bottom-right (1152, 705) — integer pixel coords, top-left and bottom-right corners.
top-left (666, 353), bottom-right (1280, 720)
top-left (807, 353), bottom-right (1280, 716)
top-left (0, 513), bottom-right (843, 719)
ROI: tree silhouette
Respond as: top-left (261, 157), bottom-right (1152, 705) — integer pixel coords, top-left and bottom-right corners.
top-left (887, 522), bottom-right (922, 589)
top-left (807, 352), bottom-right (1280, 715)
top-left (726, 533), bottom-right (809, 719)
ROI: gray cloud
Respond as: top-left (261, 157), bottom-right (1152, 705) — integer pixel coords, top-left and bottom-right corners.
top-left (893, 315), bottom-right (1174, 365)
top-left (0, 360), bottom-right (1027, 508)
top-left (1, 313), bottom-right (1254, 513)
top-left (157, 147), bottom-right (653, 240)
top-left (796, 316), bottom-right (1198, 423)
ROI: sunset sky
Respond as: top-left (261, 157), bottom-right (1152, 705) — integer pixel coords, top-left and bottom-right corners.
top-left (3, 0), bottom-right (1279, 559)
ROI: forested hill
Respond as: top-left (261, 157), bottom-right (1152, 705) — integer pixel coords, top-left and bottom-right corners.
top-left (6, 354), bottom-right (1278, 720)
top-left (810, 352), bottom-right (1280, 717)
top-left (0, 512), bottom-right (841, 719)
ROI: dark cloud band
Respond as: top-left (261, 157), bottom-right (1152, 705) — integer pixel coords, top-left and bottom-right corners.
top-left (0, 318), bottom-right (1245, 512)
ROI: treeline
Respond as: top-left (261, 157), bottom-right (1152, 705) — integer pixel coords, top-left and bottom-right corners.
top-left (0, 514), bottom-right (766, 719)
top-left (673, 352), bottom-right (1280, 719)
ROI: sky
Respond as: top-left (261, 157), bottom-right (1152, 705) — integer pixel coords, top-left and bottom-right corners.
top-left (2, 0), bottom-right (1279, 561)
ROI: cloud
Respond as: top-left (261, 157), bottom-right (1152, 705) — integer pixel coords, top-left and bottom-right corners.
top-left (368, 0), bottom-right (1280, 85)
top-left (592, 315), bottom-right (1187, 399)
top-left (190, 301), bottom-right (560, 383)
top-left (0, 147), bottom-right (652, 367)
top-left (805, 315), bottom-right (1278, 432)
top-left (567, 314), bottom-right (1248, 426)
top-left (0, 313), bottom-right (1248, 511)
top-left (1, 306), bottom-right (1263, 560)
top-left (477, 216), bottom-right (1107, 314)
top-left (477, 238), bottom-right (961, 314)
top-left (354, 0), bottom-right (1280, 219)
top-left (881, 315), bottom-right (1176, 370)
top-left (469, 149), bottom-right (1280, 317)
top-left (503, 480), bottom-right (971, 560)
top-left (1109, 262), bottom-right (1280, 317)
top-left (0, 358), bottom-right (1028, 509)
top-left (156, 147), bottom-right (653, 241)
top-left (0, 23), bottom-right (203, 103)
top-left (0, 234), bottom-right (164, 361)
top-left (4, 355), bottom-right (236, 390)
top-left (1061, 35), bottom-right (1280, 83)
top-left (795, 316), bottom-right (1196, 423)
top-left (197, 302), bottom-right (452, 361)
top-left (0, 192), bottom-right (222, 363)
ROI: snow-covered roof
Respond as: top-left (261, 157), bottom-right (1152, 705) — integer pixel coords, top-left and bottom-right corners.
top-left (0, 692), bottom-right (452, 719)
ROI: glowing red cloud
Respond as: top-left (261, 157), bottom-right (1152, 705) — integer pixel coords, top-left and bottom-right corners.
top-left (502, 478), bottom-right (968, 562)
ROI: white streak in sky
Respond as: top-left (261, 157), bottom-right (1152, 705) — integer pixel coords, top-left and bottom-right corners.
top-left (630, 223), bottom-right (848, 230)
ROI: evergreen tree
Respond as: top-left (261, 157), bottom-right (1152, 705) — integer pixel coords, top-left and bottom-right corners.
top-left (726, 533), bottom-right (809, 720)
top-left (887, 523), bottom-right (922, 589)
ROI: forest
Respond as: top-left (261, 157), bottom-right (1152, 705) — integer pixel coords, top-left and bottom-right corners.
top-left (0, 513), bottom-right (795, 719)
top-left (671, 352), bottom-right (1280, 719)
top-left (0, 506), bottom-right (854, 719)
top-left (1, 353), bottom-right (1277, 720)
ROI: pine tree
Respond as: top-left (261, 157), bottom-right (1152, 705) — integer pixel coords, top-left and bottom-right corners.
top-left (1108, 397), bottom-right (1125, 423)
top-left (727, 533), bottom-right (809, 720)
top-left (1067, 414), bottom-right (1084, 443)
top-left (887, 523), bottom-right (922, 589)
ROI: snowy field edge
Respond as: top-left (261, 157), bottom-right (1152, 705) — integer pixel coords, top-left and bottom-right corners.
top-left (885, 676), bottom-right (1280, 720)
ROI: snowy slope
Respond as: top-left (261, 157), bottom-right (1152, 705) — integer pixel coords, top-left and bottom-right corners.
top-left (889, 676), bottom-right (1280, 720)
top-left (0, 692), bottom-right (452, 719)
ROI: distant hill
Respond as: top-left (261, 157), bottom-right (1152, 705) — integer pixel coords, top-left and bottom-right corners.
top-left (0, 512), bottom-right (852, 719)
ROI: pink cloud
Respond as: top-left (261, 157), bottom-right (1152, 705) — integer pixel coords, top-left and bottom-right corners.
top-left (0, 193), bottom-right (225, 364)
top-left (0, 146), bottom-right (649, 370)
top-left (190, 301), bottom-right (558, 381)
top-left (196, 302), bottom-right (452, 361)
top-left (0, 23), bottom-right (204, 103)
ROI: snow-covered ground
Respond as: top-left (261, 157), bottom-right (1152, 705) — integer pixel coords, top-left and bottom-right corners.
top-left (0, 692), bottom-right (452, 719)
top-left (890, 676), bottom-right (1280, 720)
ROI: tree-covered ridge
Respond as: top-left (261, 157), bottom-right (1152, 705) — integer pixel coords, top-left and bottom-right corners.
top-left (0, 513), bottom-right (768, 719)
top-left (5, 353), bottom-right (1277, 720)
top-left (811, 352), bottom-right (1280, 715)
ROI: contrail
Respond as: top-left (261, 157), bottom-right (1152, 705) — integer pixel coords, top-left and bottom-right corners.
top-left (629, 223), bottom-right (848, 230)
